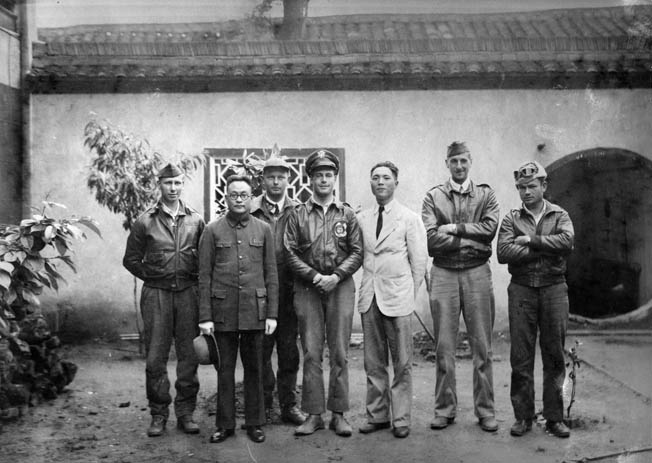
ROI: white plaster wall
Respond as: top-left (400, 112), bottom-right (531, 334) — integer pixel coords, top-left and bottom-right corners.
top-left (30, 89), bottom-right (652, 334)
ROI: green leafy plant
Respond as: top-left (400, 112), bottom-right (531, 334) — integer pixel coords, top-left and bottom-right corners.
top-left (0, 200), bottom-right (101, 331)
top-left (83, 117), bottom-right (203, 349)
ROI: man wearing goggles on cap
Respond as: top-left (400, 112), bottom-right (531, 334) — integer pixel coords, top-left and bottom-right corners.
top-left (497, 161), bottom-right (574, 439)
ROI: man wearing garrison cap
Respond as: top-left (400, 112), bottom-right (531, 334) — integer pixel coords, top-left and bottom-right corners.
top-left (284, 149), bottom-right (363, 437)
top-left (421, 142), bottom-right (500, 433)
top-left (497, 161), bottom-right (574, 439)
top-left (250, 156), bottom-right (306, 426)
top-left (123, 163), bottom-right (205, 437)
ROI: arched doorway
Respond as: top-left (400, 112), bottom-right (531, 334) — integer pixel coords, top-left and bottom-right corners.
top-left (545, 148), bottom-right (652, 319)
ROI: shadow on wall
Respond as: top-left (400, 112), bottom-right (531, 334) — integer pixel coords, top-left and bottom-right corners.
top-left (546, 148), bottom-right (652, 320)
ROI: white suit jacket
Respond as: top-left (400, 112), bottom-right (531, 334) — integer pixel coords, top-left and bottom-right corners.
top-left (357, 200), bottom-right (428, 317)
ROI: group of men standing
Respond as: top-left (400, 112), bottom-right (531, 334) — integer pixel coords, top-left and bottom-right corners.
top-left (123, 141), bottom-right (574, 444)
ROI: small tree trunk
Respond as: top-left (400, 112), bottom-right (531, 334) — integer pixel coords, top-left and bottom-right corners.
top-left (278, 0), bottom-right (309, 40)
top-left (133, 276), bottom-right (143, 355)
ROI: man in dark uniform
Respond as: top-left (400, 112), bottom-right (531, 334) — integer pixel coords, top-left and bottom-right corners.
top-left (198, 175), bottom-right (279, 444)
top-left (123, 163), bottom-right (205, 437)
top-left (421, 141), bottom-right (500, 433)
top-left (497, 161), bottom-right (574, 438)
top-left (284, 149), bottom-right (363, 437)
top-left (251, 157), bottom-right (306, 426)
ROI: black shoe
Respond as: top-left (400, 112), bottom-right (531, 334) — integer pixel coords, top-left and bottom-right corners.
top-left (359, 421), bottom-right (391, 434)
top-left (393, 426), bottom-right (410, 438)
top-left (246, 425), bottom-right (265, 443)
top-left (281, 405), bottom-right (307, 425)
top-left (147, 415), bottom-right (167, 437)
top-left (209, 427), bottom-right (235, 443)
top-left (176, 415), bottom-right (200, 434)
top-left (510, 419), bottom-right (532, 437)
top-left (546, 421), bottom-right (570, 438)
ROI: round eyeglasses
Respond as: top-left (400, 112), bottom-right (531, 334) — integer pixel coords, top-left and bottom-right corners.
top-left (227, 192), bottom-right (251, 201)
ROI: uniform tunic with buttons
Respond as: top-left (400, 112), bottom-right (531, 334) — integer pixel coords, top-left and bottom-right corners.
top-left (198, 212), bottom-right (279, 331)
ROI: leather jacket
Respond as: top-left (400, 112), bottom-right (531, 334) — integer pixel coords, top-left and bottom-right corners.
top-left (250, 194), bottom-right (299, 287)
top-left (123, 201), bottom-right (205, 290)
top-left (284, 198), bottom-right (363, 283)
top-left (497, 200), bottom-right (574, 287)
top-left (421, 180), bottom-right (499, 269)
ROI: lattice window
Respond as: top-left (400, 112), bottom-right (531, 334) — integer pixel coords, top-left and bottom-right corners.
top-left (203, 148), bottom-right (345, 222)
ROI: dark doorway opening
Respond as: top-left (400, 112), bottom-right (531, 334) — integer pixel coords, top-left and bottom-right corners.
top-left (546, 148), bottom-right (652, 319)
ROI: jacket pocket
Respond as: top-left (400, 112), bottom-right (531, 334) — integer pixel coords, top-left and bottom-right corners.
top-left (256, 288), bottom-right (267, 320)
top-left (215, 241), bottom-right (233, 263)
top-left (211, 289), bottom-right (227, 323)
top-left (250, 238), bottom-right (264, 262)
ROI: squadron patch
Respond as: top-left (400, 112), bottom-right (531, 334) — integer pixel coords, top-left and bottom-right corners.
top-left (333, 221), bottom-right (347, 238)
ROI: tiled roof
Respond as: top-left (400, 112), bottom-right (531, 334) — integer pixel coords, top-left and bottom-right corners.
top-left (29, 6), bottom-right (652, 92)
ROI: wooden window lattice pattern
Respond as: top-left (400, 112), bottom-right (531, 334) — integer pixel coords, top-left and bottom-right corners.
top-left (203, 148), bottom-right (345, 222)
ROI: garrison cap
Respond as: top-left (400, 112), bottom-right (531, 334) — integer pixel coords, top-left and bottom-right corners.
top-left (263, 157), bottom-right (291, 172)
top-left (514, 161), bottom-right (547, 183)
top-left (447, 141), bottom-right (470, 159)
top-left (157, 163), bottom-right (184, 179)
top-left (305, 149), bottom-right (339, 175)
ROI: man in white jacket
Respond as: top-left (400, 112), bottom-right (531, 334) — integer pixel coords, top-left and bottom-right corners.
top-left (357, 161), bottom-right (428, 438)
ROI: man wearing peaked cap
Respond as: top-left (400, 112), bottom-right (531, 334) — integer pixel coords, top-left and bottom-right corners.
top-left (284, 148), bottom-right (363, 437)
top-left (250, 157), bottom-right (306, 426)
top-left (498, 160), bottom-right (574, 439)
top-left (123, 161), bottom-right (204, 437)
top-left (421, 141), bottom-right (500, 433)
top-left (305, 149), bottom-right (340, 175)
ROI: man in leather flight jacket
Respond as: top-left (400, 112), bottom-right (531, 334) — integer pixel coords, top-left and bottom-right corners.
top-left (284, 149), bottom-right (363, 438)
top-left (421, 142), bottom-right (500, 433)
top-left (123, 163), bottom-right (205, 437)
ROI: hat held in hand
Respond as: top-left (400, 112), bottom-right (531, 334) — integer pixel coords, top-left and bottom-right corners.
top-left (193, 333), bottom-right (221, 367)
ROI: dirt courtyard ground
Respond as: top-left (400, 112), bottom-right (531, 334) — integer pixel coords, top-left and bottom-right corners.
top-left (1, 334), bottom-right (651, 463)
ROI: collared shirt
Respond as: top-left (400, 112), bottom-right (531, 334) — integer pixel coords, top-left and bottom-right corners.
top-left (264, 195), bottom-right (285, 214)
top-left (160, 201), bottom-right (180, 218)
top-left (449, 177), bottom-right (471, 194)
top-left (375, 198), bottom-right (395, 216)
top-left (522, 202), bottom-right (546, 225)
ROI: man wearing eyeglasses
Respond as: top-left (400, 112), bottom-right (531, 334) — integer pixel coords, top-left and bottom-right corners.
top-left (198, 175), bottom-right (279, 444)
top-left (284, 149), bottom-right (363, 437)
top-left (497, 161), bottom-right (574, 439)
top-left (250, 157), bottom-right (306, 426)
top-left (421, 141), bottom-right (500, 433)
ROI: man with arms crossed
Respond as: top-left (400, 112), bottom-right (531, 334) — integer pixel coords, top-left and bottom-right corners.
top-left (251, 157), bottom-right (306, 425)
top-left (198, 175), bottom-right (279, 444)
top-left (421, 141), bottom-right (500, 433)
top-left (497, 161), bottom-right (574, 438)
top-left (357, 161), bottom-right (428, 438)
top-left (284, 149), bottom-right (363, 437)
top-left (123, 163), bottom-right (204, 437)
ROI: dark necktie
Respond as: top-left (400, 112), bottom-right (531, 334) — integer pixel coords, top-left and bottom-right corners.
top-left (376, 206), bottom-right (384, 238)
top-left (269, 202), bottom-right (279, 216)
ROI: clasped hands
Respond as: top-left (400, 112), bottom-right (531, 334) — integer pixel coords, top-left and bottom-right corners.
top-left (312, 273), bottom-right (340, 294)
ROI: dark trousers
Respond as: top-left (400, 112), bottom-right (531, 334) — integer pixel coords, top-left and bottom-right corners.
top-left (140, 285), bottom-right (199, 419)
top-left (263, 285), bottom-right (300, 410)
top-left (508, 282), bottom-right (569, 422)
top-left (215, 330), bottom-right (265, 429)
